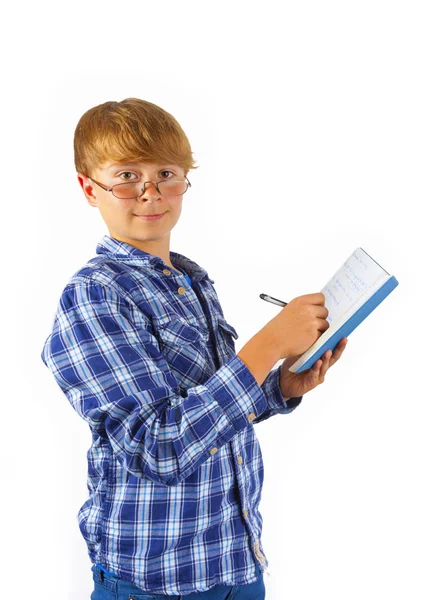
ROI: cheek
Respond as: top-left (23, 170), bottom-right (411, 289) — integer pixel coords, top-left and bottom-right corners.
top-left (100, 202), bottom-right (130, 225)
top-left (171, 198), bottom-right (183, 214)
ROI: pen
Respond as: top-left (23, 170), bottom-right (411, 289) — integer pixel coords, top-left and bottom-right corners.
top-left (259, 293), bottom-right (288, 307)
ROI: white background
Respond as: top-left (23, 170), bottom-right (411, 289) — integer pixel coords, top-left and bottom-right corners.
top-left (1, 1), bottom-right (422, 598)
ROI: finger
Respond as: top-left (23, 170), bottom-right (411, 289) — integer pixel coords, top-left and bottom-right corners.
top-left (312, 351), bottom-right (329, 383)
top-left (319, 350), bottom-right (332, 380)
top-left (314, 344), bottom-right (337, 376)
top-left (314, 350), bottom-right (330, 371)
top-left (329, 338), bottom-right (348, 365)
top-left (309, 361), bottom-right (324, 387)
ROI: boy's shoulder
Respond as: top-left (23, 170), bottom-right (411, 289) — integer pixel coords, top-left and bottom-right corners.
top-left (62, 254), bottom-right (147, 302)
top-left (61, 234), bottom-right (215, 300)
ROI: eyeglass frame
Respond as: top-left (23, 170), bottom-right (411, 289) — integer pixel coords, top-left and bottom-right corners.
top-left (85, 174), bottom-right (192, 199)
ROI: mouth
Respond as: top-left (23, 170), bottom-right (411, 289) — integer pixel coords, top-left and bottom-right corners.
top-left (134, 212), bottom-right (166, 221)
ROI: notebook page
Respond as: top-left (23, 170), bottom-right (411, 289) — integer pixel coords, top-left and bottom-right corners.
top-left (322, 248), bottom-right (389, 325)
top-left (288, 248), bottom-right (392, 373)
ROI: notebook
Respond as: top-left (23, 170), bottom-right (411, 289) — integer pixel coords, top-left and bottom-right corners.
top-left (288, 248), bottom-right (399, 374)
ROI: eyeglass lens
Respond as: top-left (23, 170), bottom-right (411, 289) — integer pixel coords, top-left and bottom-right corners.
top-left (112, 180), bottom-right (188, 199)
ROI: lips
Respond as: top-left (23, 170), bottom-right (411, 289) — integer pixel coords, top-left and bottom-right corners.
top-left (135, 213), bottom-right (163, 216)
top-left (134, 212), bottom-right (166, 221)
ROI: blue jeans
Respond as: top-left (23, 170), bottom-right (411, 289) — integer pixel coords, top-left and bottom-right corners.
top-left (90, 563), bottom-right (265, 599)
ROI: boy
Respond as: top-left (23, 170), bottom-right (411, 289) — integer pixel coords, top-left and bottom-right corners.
top-left (41, 97), bottom-right (347, 598)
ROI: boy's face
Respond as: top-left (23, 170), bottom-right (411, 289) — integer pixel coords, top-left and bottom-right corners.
top-left (78, 161), bottom-right (187, 254)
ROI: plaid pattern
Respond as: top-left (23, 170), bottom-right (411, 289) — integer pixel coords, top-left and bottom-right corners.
top-left (41, 234), bottom-right (302, 595)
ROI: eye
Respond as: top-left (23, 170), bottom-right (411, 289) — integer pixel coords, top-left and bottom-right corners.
top-left (118, 171), bottom-right (137, 181)
top-left (116, 170), bottom-right (175, 181)
top-left (159, 170), bottom-right (175, 179)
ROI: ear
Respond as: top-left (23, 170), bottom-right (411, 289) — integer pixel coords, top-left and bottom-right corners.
top-left (77, 173), bottom-right (98, 208)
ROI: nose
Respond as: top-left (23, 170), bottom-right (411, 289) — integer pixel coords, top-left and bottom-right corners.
top-left (138, 181), bottom-right (160, 200)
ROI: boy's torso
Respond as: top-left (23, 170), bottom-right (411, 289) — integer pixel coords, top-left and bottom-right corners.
top-left (44, 234), bottom-right (268, 595)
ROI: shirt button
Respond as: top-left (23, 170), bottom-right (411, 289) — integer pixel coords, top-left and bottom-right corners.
top-left (163, 269), bottom-right (171, 275)
top-left (237, 456), bottom-right (243, 464)
top-left (177, 286), bottom-right (186, 295)
top-left (243, 508), bottom-right (248, 518)
top-left (247, 412), bottom-right (256, 422)
top-left (210, 447), bottom-right (218, 455)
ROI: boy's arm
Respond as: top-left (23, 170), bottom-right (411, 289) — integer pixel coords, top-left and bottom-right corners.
top-left (235, 328), bottom-right (303, 425)
top-left (41, 280), bottom-right (291, 487)
top-left (253, 366), bottom-right (303, 425)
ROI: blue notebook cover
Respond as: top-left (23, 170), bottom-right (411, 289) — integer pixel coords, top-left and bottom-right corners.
top-left (289, 250), bottom-right (399, 374)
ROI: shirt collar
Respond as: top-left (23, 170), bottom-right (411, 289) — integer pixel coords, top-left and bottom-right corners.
top-left (95, 234), bottom-right (214, 283)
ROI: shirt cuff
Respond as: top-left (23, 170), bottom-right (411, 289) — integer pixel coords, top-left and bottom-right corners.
top-left (203, 355), bottom-right (269, 430)
top-left (203, 355), bottom-right (302, 428)
top-left (254, 363), bottom-right (302, 424)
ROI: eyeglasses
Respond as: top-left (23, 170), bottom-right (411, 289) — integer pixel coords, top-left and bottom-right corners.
top-left (86, 175), bottom-right (191, 199)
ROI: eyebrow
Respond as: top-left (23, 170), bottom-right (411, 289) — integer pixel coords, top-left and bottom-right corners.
top-left (106, 162), bottom-right (180, 171)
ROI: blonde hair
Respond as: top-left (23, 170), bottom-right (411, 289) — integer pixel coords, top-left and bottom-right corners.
top-left (73, 98), bottom-right (199, 178)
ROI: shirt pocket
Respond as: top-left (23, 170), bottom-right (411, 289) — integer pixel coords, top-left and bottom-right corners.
top-left (155, 317), bottom-right (211, 384)
top-left (216, 316), bottom-right (239, 358)
top-left (156, 317), bottom-right (207, 347)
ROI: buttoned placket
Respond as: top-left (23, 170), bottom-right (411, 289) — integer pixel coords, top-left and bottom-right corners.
top-left (161, 263), bottom-right (266, 570)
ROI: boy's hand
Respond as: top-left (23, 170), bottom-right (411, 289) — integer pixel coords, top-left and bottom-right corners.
top-left (262, 293), bottom-right (330, 359)
top-left (279, 337), bottom-right (348, 400)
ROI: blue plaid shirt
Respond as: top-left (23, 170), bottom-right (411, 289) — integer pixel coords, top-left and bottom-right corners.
top-left (40, 234), bottom-right (302, 595)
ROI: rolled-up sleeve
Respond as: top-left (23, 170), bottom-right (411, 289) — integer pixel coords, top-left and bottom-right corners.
top-left (41, 281), bottom-right (282, 486)
top-left (250, 364), bottom-right (302, 424)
